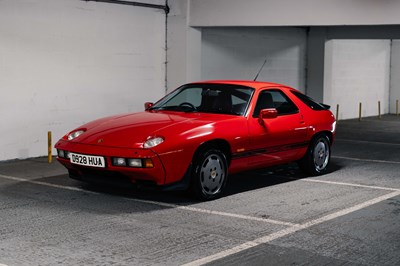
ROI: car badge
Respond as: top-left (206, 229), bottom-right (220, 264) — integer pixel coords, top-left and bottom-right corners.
top-left (97, 139), bottom-right (104, 143)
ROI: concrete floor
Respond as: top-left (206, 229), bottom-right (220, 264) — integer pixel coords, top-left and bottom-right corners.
top-left (0, 115), bottom-right (399, 265)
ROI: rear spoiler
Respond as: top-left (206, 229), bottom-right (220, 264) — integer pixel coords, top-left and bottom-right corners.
top-left (320, 103), bottom-right (331, 110)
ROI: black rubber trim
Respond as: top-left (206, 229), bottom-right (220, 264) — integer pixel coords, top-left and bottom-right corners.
top-left (232, 141), bottom-right (309, 160)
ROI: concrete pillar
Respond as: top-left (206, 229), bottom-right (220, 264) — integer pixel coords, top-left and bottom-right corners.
top-left (390, 40), bottom-right (400, 114)
top-left (306, 27), bottom-right (327, 102)
top-left (167, 0), bottom-right (202, 92)
top-left (186, 27), bottom-right (202, 82)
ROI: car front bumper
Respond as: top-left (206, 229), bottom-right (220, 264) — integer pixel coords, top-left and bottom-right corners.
top-left (55, 139), bottom-right (167, 186)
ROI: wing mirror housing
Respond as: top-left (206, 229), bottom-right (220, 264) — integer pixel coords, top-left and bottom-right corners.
top-left (144, 102), bottom-right (154, 110)
top-left (258, 108), bottom-right (278, 125)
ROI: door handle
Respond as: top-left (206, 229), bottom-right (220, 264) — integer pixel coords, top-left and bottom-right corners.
top-left (299, 114), bottom-right (305, 124)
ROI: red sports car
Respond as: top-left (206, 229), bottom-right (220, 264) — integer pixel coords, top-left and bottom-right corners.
top-left (55, 80), bottom-right (336, 200)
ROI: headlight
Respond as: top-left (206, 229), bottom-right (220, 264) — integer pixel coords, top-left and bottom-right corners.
top-left (68, 130), bottom-right (86, 140)
top-left (143, 137), bottom-right (164, 148)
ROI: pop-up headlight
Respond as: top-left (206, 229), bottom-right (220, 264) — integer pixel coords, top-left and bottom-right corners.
top-left (143, 137), bottom-right (164, 148)
top-left (67, 130), bottom-right (86, 140)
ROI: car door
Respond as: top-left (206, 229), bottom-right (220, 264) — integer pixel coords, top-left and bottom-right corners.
top-left (247, 88), bottom-right (308, 168)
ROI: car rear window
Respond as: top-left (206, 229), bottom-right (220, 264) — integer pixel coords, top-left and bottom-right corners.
top-left (290, 90), bottom-right (328, 111)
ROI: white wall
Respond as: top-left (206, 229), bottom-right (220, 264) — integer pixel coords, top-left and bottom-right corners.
top-left (390, 40), bottom-right (400, 114)
top-left (189, 0), bottom-right (400, 27)
top-left (201, 28), bottom-right (307, 91)
top-left (324, 40), bottom-right (391, 120)
top-left (0, 0), bottom-right (166, 161)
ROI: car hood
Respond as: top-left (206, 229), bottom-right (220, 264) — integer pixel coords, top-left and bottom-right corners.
top-left (70, 111), bottom-right (229, 148)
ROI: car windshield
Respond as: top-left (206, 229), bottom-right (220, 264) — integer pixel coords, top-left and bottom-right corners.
top-left (149, 83), bottom-right (254, 116)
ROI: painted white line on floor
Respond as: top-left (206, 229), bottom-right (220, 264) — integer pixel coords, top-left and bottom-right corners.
top-left (332, 155), bottom-right (400, 165)
top-left (167, 203), bottom-right (297, 227)
top-left (182, 190), bottom-right (400, 266)
top-left (0, 174), bottom-right (297, 227)
top-left (0, 263), bottom-right (9, 266)
top-left (335, 138), bottom-right (400, 146)
top-left (301, 178), bottom-right (400, 192)
top-left (0, 174), bottom-right (84, 192)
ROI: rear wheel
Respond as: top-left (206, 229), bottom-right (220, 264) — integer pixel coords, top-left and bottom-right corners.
top-left (298, 134), bottom-right (331, 175)
top-left (191, 149), bottom-right (228, 200)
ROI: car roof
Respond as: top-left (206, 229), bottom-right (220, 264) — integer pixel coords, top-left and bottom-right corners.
top-left (192, 80), bottom-right (293, 91)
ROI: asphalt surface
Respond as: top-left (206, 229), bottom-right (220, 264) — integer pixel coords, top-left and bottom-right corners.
top-left (0, 115), bottom-right (399, 265)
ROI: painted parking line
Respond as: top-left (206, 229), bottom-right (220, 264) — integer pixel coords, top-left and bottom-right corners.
top-left (332, 155), bottom-right (400, 165)
top-left (335, 138), bottom-right (400, 146)
top-left (300, 179), bottom-right (400, 192)
top-left (182, 190), bottom-right (400, 266)
top-left (0, 173), bottom-right (297, 227)
top-left (3, 163), bottom-right (398, 266)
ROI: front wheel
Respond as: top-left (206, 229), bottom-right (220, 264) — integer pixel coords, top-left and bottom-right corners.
top-left (191, 149), bottom-right (228, 201)
top-left (298, 134), bottom-right (331, 176)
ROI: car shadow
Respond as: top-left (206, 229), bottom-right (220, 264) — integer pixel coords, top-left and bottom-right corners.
top-left (78, 160), bottom-right (343, 204)
top-left (0, 160), bottom-right (343, 215)
top-left (224, 161), bottom-right (342, 197)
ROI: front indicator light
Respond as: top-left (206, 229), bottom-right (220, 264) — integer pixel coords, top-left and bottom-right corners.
top-left (143, 159), bottom-right (154, 168)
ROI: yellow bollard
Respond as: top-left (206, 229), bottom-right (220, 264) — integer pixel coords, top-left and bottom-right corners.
top-left (48, 131), bottom-right (52, 163)
top-left (336, 104), bottom-right (339, 121)
top-left (378, 101), bottom-right (381, 119)
top-left (359, 102), bottom-right (362, 121)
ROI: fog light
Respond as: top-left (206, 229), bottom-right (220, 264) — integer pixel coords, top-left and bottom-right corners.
top-left (113, 157), bottom-right (126, 166)
top-left (127, 159), bottom-right (142, 168)
top-left (57, 149), bottom-right (65, 158)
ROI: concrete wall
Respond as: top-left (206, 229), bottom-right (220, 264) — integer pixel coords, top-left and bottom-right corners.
top-left (189, 0), bottom-right (400, 27)
top-left (324, 40), bottom-right (391, 120)
top-left (0, 0), bottom-right (166, 160)
top-left (201, 28), bottom-right (307, 91)
top-left (390, 40), bottom-right (400, 114)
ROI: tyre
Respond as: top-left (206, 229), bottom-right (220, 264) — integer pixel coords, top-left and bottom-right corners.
top-left (191, 148), bottom-right (228, 200)
top-left (298, 134), bottom-right (331, 176)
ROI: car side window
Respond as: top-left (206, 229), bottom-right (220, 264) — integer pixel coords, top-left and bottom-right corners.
top-left (253, 89), bottom-right (299, 117)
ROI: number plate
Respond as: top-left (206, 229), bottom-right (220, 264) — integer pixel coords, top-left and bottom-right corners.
top-left (70, 153), bottom-right (105, 168)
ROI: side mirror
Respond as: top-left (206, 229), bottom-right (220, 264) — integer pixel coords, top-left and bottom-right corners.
top-left (144, 102), bottom-right (154, 110)
top-left (258, 108), bottom-right (278, 125)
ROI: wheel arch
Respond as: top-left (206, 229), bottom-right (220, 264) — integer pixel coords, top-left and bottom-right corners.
top-left (193, 139), bottom-right (232, 166)
top-left (312, 130), bottom-right (333, 145)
